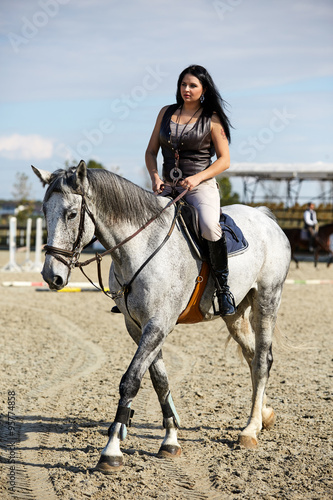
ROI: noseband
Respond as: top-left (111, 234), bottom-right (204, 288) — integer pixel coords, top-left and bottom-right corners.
top-left (44, 193), bottom-right (96, 269)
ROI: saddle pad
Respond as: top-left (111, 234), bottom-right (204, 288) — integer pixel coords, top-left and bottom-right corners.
top-left (220, 212), bottom-right (249, 256)
top-left (178, 202), bottom-right (249, 258)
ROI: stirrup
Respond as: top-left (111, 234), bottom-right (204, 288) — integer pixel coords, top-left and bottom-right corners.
top-left (218, 289), bottom-right (237, 316)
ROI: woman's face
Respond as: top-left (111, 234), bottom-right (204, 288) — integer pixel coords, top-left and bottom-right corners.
top-left (180, 73), bottom-right (204, 105)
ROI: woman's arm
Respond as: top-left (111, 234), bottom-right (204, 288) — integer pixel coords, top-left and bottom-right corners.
top-left (180, 113), bottom-right (230, 191)
top-left (145, 106), bottom-right (168, 194)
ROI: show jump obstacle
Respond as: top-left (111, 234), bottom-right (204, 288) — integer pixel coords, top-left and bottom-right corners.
top-left (2, 217), bottom-right (43, 272)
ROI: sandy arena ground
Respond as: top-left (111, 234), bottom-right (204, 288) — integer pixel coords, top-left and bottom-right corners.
top-left (0, 249), bottom-right (332, 499)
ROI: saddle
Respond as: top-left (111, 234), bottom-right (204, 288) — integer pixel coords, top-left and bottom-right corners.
top-left (176, 200), bottom-right (249, 324)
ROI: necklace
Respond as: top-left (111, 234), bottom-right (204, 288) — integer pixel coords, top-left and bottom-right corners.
top-left (169, 105), bottom-right (201, 182)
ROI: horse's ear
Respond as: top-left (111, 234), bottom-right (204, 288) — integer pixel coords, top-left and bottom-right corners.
top-left (31, 165), bottom-right (52, 186)
top-left (74, 160), bottom-right (89, 193)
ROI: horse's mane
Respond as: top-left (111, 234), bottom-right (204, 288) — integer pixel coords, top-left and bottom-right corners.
top-left (43, 167), bottom-right (166, 226)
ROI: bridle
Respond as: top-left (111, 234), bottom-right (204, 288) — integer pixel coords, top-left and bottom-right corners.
top-left (44, 187), bottom-right (189, 328)
top-left (44, 188), bottom-right (188, 290)
top-left (44, 192), bottom-right (96, 269)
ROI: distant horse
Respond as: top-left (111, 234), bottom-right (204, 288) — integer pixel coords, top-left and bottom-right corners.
top-left (32, 161), bottom-right (291, 474)
top-left (283, 223), bottom-right (333, 268)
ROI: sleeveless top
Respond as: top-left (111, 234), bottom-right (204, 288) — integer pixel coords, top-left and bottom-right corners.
top-left (159, 104), bottom-right (215, 182)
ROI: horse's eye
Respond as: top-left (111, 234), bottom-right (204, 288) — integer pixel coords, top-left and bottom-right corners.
top-left (68, 212), bottom-right (77, 220)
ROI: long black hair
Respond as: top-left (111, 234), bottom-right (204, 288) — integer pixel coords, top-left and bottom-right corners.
top-left (176, 65), bottom-right (232, 142)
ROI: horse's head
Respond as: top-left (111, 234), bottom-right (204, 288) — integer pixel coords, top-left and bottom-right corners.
top-left (32, 160), bottom-right (96, 290)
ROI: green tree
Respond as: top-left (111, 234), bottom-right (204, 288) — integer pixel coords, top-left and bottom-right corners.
top-left (65, 159), bottom-right (106, 169)
top-left (65, 159), bottom-right (121, 174)
top-left (86, 159), bottom-right (106, 169)
top-left (217, 176), bottom-right (240, 206)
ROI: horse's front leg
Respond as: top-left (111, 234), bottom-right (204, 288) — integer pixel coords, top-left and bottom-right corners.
top-left (95, 320), bottom-right (168, 474)
top-left (149, 352), bottom-right (181, 458)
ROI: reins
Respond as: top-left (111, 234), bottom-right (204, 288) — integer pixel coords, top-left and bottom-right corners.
top-left (79, 193), bottom-right (185, 299)
top-left (45, 187), bottom-right (188, 298)
top-left (101, 200), bottom-right (183, 331)
top-left (79, 189), bottom-right (187, 267)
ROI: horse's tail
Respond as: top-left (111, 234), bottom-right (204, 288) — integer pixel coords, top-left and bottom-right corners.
top-left (273, 322), bottom-right (316, 352)
top-left (225, 324), bottom-right (315, 360)
top-left (256, 206), bottom-right (278, 223)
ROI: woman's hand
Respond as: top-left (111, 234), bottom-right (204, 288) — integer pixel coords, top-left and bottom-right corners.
top-left (179, 173), bottom-right (202, 191)
top-left (152, 175), bottom-right (165, 195)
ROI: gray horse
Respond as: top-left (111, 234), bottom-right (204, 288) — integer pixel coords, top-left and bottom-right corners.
top-left (32, 161), bottom-right (291, 474)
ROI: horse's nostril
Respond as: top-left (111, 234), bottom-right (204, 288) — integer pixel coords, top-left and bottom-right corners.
top-left (53, 275), bottom-right (63, 287)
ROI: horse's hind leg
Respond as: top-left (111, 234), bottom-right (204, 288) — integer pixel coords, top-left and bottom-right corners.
top-left (236, 286), bottom-right (281, 448)
top-left (149, 352), bottom-right (181, 458)
top-left (224, 292), bottom-right (276, 448)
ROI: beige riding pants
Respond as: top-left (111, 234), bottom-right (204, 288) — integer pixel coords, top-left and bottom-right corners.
top-left (161, 178), bottom-right (222, 242)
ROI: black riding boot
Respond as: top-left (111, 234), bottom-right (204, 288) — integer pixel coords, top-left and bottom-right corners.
top-left (207, 233), bottom-right (237, 316)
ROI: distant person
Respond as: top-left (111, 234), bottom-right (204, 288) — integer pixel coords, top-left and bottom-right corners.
top-left (303, 202), bottom-right (318, 251)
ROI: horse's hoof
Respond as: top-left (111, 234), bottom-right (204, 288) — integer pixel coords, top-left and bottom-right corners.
top-left (94, 454), bottom-right (123, 474)
top-left (262, 409), bottom-right (276, 430)
top-left (157, 444), bottom-right (182, 458)
top-left (238, 434), bottom-right (258, 449)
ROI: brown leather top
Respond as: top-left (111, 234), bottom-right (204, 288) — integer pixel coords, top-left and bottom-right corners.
top-left (159, 104), bottom-right (215, 182)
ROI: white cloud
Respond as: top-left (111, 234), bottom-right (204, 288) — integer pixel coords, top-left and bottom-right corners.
top-left (0, 134), bottom-right (54, 160)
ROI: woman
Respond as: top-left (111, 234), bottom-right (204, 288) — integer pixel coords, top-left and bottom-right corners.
top-left (145, 64), bottom-right (236, 316)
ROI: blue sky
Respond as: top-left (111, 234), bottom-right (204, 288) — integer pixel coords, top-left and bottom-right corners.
top-left (1, 0), bottom-right (332, 202)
